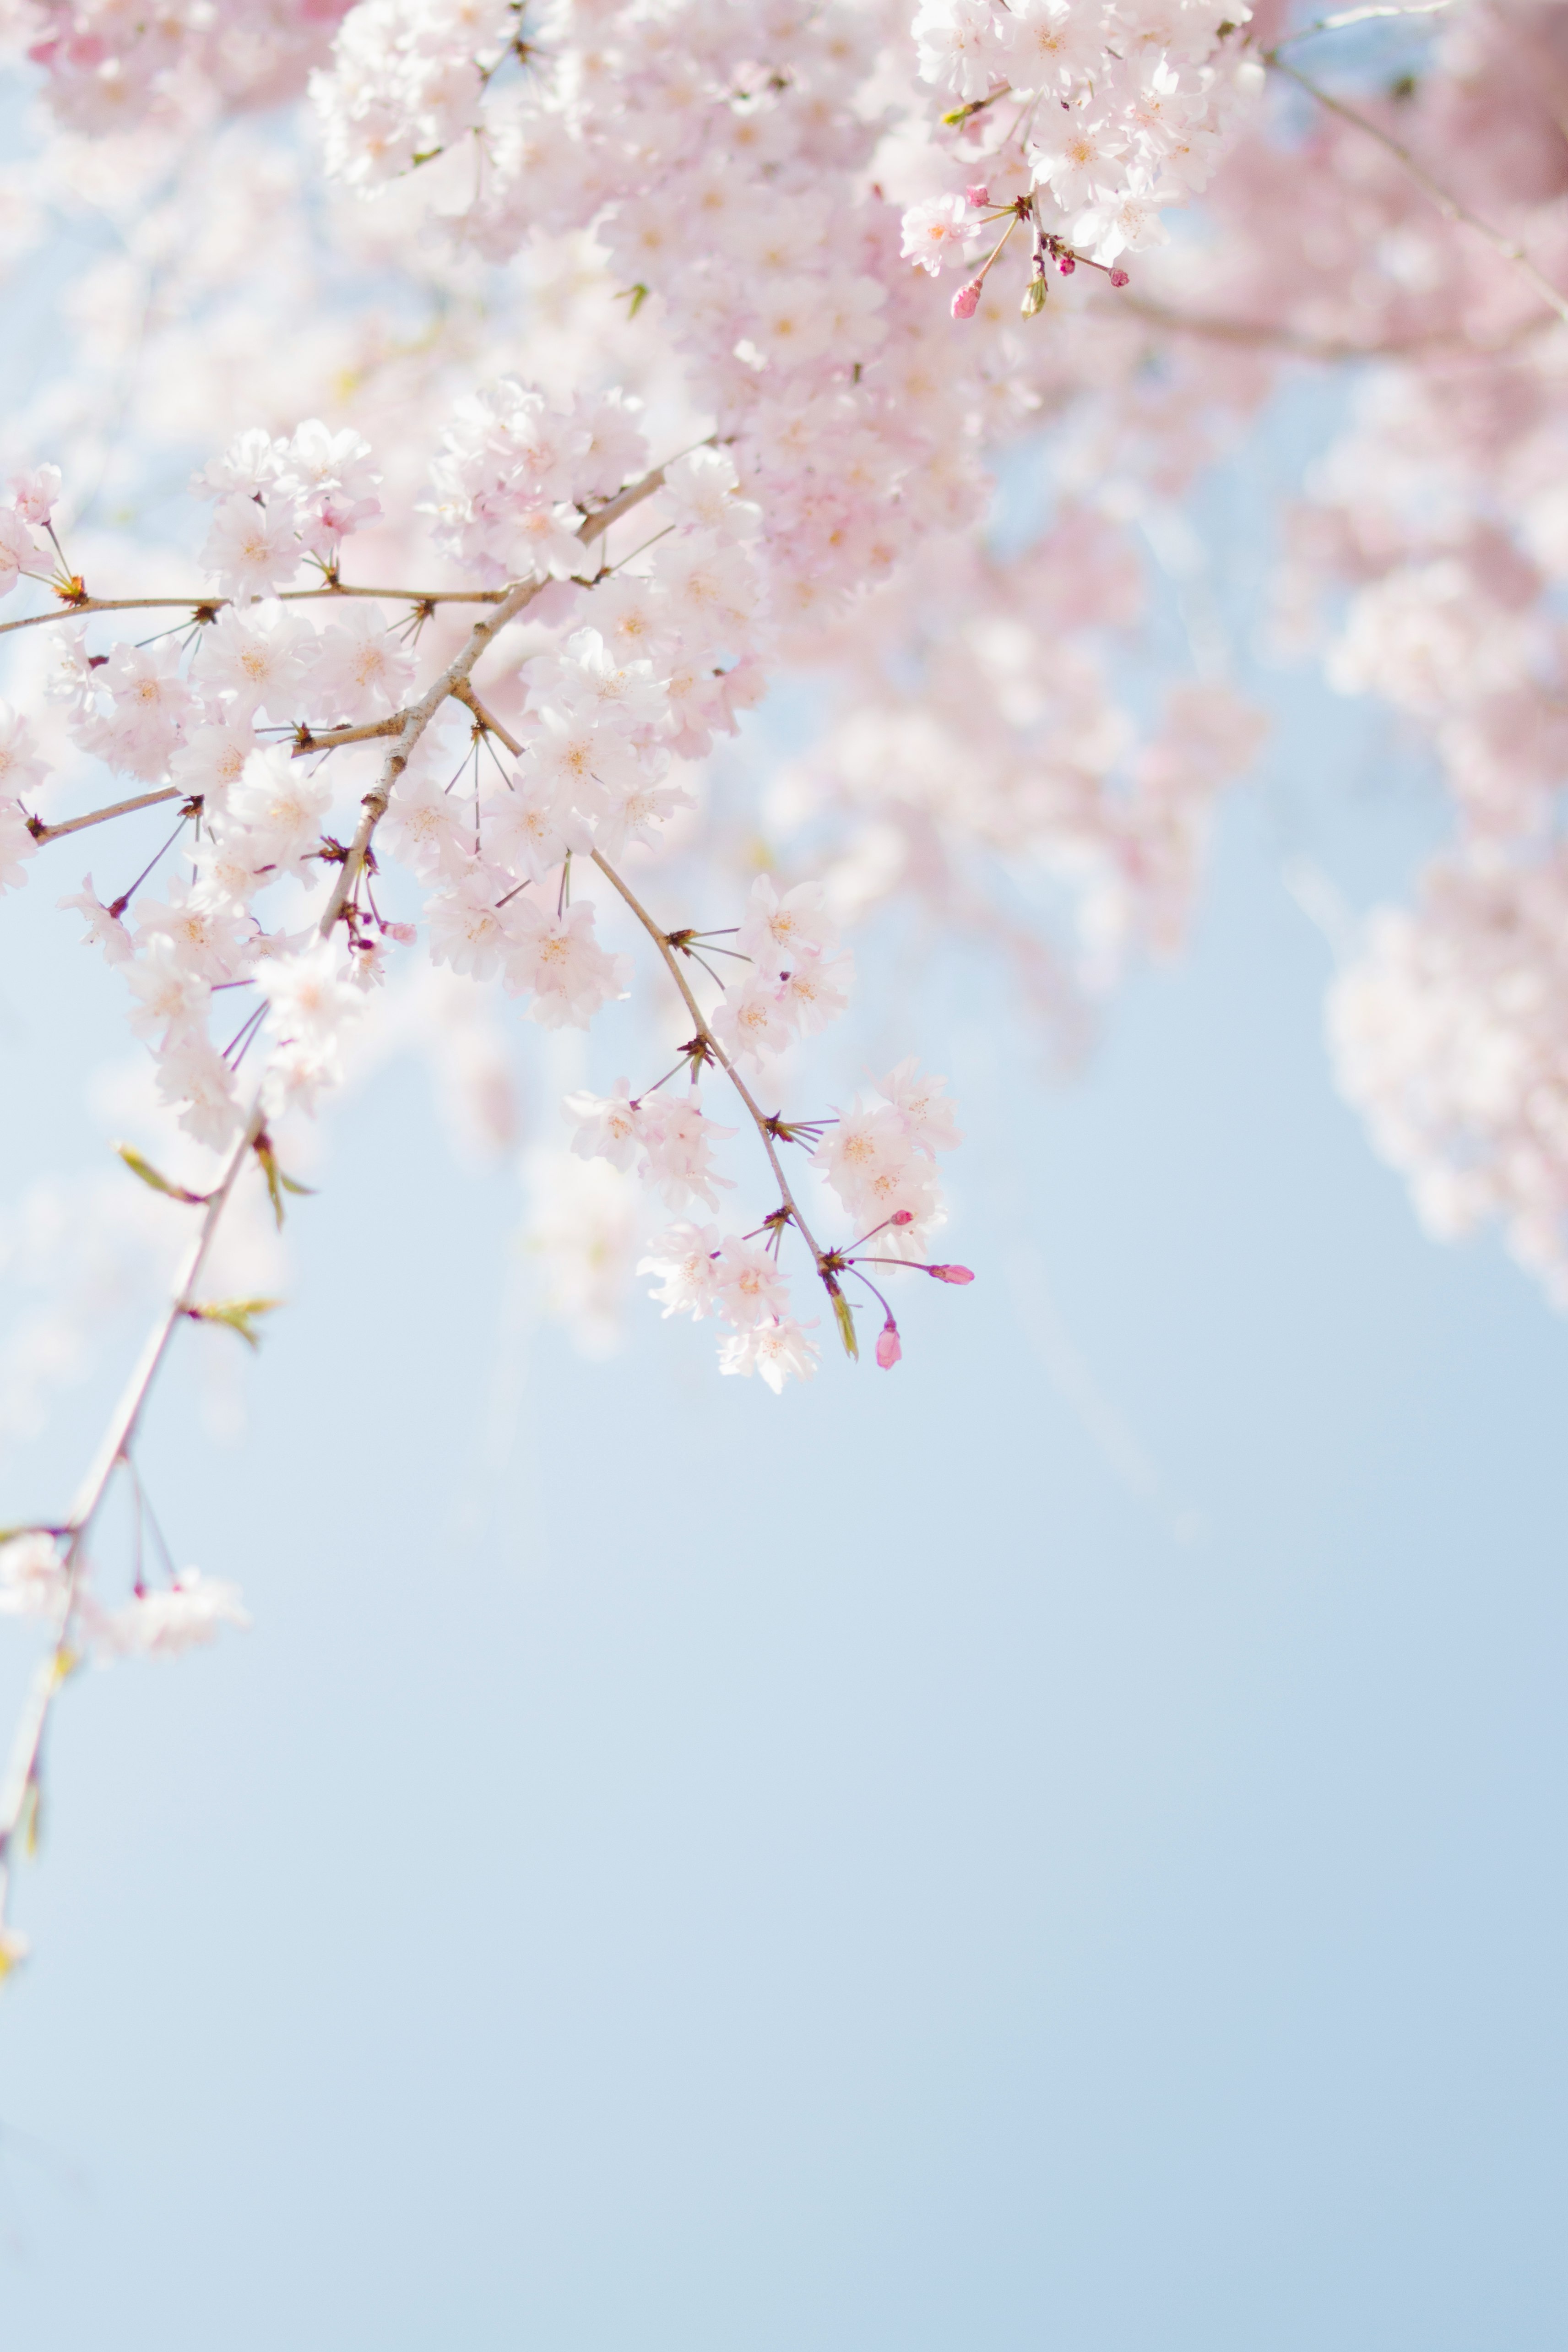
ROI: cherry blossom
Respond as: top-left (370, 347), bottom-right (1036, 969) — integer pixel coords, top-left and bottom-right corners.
top-left (9, 0), bottom-right (1568, 1983)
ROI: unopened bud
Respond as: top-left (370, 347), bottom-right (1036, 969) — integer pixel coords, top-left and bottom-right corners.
top-left (891, 1210), bottom-right (914, 1225)
top-left (950, 279), bottom-right (982, 320)
top-left (965, 183), bottom-right (990, 207)
top-left (1057, 253), bottom-right (1076, 276)
top-left (385, 921), bottom-right (417, 944)
top-left (1020, 273), bottom-right (1048, 318)
top-left (928, 1263), bottom-right (975, 1284)
top-left (1109, 268), bottom-right (1129, 288)
top-left (876, 1318), bottom-right (902, 1370)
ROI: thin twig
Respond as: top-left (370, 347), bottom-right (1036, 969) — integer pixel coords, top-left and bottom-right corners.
top-left (0, 1094), bottom-right (265, 1937)
top-left (290, 717), bottom-right (406, 758)
top-left (1114, 288), bottom-right (1545, 360)
top-left (318, 460), bottom-right (670, 938)
top-left (1271, 0), bottom-right (1458, 49)
top-left (450, 677), bottom-right (827, 1260)
top-left (588, 849), bottom-right (830, 1270)
top-left (0, 584), bottom-right (513, 641)
top-left (27, 785), bottom-right (184, 845)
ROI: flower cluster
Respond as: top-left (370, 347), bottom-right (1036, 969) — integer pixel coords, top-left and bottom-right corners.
top-left (625, 1043), bottom-right (968, 1392)
top-left (903, 0), bottom-right (1263, 311)
top-left (1331, 844), bottom-right (1568, 1304)
top-left (192, 420), bottom-right (383, 597)
top-left (0, 1529), bottom-right (248, 1659)
top-left (8, 422), bottom-right (971, 1414)
top-left (14, 0), bottom-right (1568, 1978)
top-left (23, 0), bottom-right (355, 132)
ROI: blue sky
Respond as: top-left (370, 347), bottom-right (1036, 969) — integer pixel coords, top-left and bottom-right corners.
top-left (1, 659), bottom-right (1566, 2346)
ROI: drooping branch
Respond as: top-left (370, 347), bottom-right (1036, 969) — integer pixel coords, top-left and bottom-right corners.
top-left (0, 1093), bottom-right (265, 1954)
top-left (0, 457), bottom-right (678, 1966)
top-left (450, 676), bottom-right (832, 1272)
top-left (589, 848), bottom-right (831, 1273)
top-left (1265, 50), bottom-right (1568, 326)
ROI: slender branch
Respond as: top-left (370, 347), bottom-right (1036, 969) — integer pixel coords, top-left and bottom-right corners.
top-left (446, 679), bottom-right (829, 1262)
top-left (290, 717), bottom-right (406, 758)
top-left (27, 784), bottom-right (184, 845)
top-left (316, 579), bottom-right (547, 940)
top-left (0, 456), bottom-right (680, 1963)
top-left (0, 1094), bottom-right (265, 1937)
top-left (1113, 288), bottom-right (1546, 360)
top-left (0, 583), bottom-right (515, 641)
top-left (587, 849), bottom-right (830, 1271)
top-left (1266, 51), bottom-right (1568, 324)
top-left (1116, 291), bottom-right (1405, 359)
top-left (446, 679), bottom-right (521, 752)
top-left (318, 462), bottom-right (669, 937)
top-left (1271, 0), bottom-right (1458, 49)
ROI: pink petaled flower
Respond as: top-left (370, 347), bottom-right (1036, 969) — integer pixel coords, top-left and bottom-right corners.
top-left (951, 280), bottom-right (982, 320)
top-left (928, 1263), bottom-right (975, 1284)
top-left (1109, 268), bottom-right (1130, 288)
top-left (964, 184), bottom-right (990, 207)
top-left (0, 506), bottom-right (37, 598)
top-left (901, 192), bottom-right (972, 277)
top-left (10, 464), bottom-right (61, 527)
top-left (876, 1318), bottom-right (902, 1370)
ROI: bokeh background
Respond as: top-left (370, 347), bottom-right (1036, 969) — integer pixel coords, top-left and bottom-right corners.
top-left (1, 388), bottom-right (1566, 2349)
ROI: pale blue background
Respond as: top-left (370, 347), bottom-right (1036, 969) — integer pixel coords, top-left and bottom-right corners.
top-left (0, 354), bottom-right (1565, 2340)
top-left (1, 714), bottom-right (1565, 2346)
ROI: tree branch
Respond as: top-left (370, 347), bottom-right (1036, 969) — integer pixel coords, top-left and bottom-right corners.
top-left (1266, 51), bottom-right (1568, 325)
top-left (453, 678), bottom-right (831, 1270)
top-left (0, 1095), bottom-right (265, 1943)
top-left (0, 454), bottom-right (682, 1968)
top-left (1113, 289), bottom-right (1548, 361)
top-left (317, 461), bottom-right (669, 939)
top-left (1270, 0), bottom-right (1458, 50)
top-left (587, 851), bottom-right (830, 1270)
top-left (0, 467), bottom-right (680, 644)
top-left (27, 784), bottom-right (184, 845)
top-left (0, 582), bottom-right (518, 641)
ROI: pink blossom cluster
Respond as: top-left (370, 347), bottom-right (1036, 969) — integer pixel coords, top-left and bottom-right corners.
top-left (1331, 844), bottom-right (1568, 1304)
top-left (0, 407), bottom-right (972, 1418)
top-left (191, 420), bottom-right (384, 595)
top-left (16, 0), bottom-right (355, 130)
top-left (0, 1527), bottom-right (248, 1656)
top-left (6, 0), bottom-right (1568, 1389)
top-left (14, 0), bottom-right (1568, 1976)
top-left (907, 0), bottom-right (1260, 317)
top-left (633, 1050), bottom-right (965, 1391)
top-left (903, 0), bottom-right (1263, 296)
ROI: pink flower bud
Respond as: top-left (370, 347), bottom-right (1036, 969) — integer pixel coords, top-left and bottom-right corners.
top-left (1109, 269), bottom-right (1129, 289)
top-left (891, 1210), bottom-right (914, 1225)
top-left (876, 1318), bottom-right (902, 1369)
top-left (928, 1264), bottom-right (975, 1284)
top-left (950, 279), bottom-right (982, 321)
top-left (965, 184), bottom-right (990, 208)
top-left (385, 921), bottom-right (417, 945)
top-left (1057, 254), bottom-right (1076, 276)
